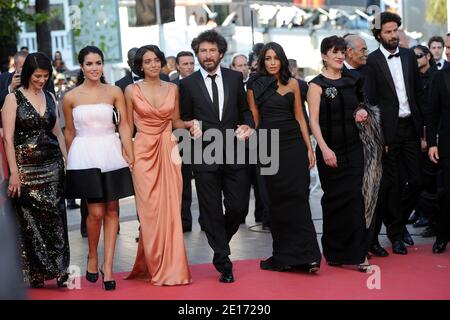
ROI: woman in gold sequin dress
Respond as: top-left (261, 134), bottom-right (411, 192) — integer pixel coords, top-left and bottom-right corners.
top-left (2, 52), bottom-right (70, 288)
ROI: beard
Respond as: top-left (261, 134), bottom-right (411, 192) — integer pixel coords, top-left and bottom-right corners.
top-left (199, 57), bottom-right (221, 73)
top-left (381, 37), bottom-right (399, 51)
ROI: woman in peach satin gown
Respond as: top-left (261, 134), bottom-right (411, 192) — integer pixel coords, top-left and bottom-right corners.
top-left (124, 45), bottom-right (200, 286)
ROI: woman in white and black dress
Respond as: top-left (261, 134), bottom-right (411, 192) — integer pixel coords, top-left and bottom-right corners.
top-left (63, 46), bottom-right (134, 290)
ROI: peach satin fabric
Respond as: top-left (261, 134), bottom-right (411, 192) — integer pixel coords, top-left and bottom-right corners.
top-left (125, 84), bottom-right (191, 286)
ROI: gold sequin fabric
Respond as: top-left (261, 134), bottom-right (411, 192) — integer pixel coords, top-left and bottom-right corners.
top-left (13, 90), bottom-right (69, 285)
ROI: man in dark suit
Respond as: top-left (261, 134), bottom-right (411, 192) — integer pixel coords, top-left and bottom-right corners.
top-left (365, 12), bottom-right (425, 255)
top-left (171, 51), bottom-right (195, 232)
top-left (428, 36), bottom-right (450, 71)
top-left (179, 30), bottom-right (254, 283)
top-left (343, 34), bottom-right (392, 257)
top-left (115, 47), bottom-right (169, 92)
top-left (343, 34), bottom-right (369, 76)
top-left (427, 64), bottom-right (450, 254)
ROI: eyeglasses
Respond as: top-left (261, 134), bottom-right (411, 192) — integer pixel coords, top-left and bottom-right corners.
top-left (415, 53), bottom-right (425, 59)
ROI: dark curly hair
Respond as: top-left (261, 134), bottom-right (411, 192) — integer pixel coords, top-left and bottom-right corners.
top-left (76, 45), bottom-right (106, 86)
top-left (257, 42), bottom-right (291, 85)
top-left (133, 45), bottom-right (167, 78)
top-left (20, 52), bottom-right (53, 89)
top-left (191, 29), bottom-right (227, 56)
top-left (371, 12), bottom-right (402, 43)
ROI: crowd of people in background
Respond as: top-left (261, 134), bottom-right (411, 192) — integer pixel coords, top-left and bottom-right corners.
top-left (0, 11), bottom-right (449, 293)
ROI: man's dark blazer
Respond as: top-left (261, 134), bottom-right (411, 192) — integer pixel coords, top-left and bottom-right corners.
top-left (365, 47), bottom-right (425, 144)
top-left (427, 65), bottom-right (450, 158)
top-left (179, 67), bottom-right (254, 172)
top-left (114, 71), bottom-right (170, 92)
top-left (171, 76), bottom-right (180, 86)
top-left (0, 72), bottom-right (55, 109)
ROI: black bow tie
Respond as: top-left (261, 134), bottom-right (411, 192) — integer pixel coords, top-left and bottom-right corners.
top-left (388, 52), bottom-right (401, 59)
top-left (437, 62), bottom-right (442, 68)
top-left (133, 76), bottom-right (142, 82)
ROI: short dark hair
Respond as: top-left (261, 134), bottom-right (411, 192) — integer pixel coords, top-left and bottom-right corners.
top-left (191, 29), bottom-right (227, 56)
top-left (428, 36), bottom-right (444, 48)
top-left (77, 45), bottom-right (106, 85)
top-left (320, 36), bottom-right (347, 56)
top-left (134, 45), bottom-right (167, 78)
top-left (371, 12), bottom-right (402, 42)
top-left (176, 51), bottom-right (194, 65)
top-left (20, 52), bottom-right (53, 89)
top-left (20, 46), bottom-right (29, 51)
top-left (257, 42), bottom-right (291, 85)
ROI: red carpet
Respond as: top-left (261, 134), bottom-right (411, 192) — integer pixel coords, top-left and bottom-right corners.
top-left (29, 245), bottom-right (450, 300)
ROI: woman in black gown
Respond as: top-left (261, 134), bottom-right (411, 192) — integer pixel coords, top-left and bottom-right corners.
top-left (247, 42), bottom-right (321, 273)
top-left (2, 52), bottom-right (70, 287)
top-left (308, 36), bottom-right (381, 272)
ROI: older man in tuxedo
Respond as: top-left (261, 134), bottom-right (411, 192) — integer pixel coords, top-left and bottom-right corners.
top-left (365, 12), bottom-right (425, 255)
top-left (179, 30), bottom-right (254, 283)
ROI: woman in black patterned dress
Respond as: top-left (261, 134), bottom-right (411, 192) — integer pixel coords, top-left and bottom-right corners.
top-left (2, 52), bottom-right (70, 288)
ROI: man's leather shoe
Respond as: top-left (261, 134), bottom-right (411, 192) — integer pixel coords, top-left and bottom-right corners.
top-left (432, 241), bottom-right (447, 254)
top-left (369, 243), bottom-right (389, 257)
top-left (403, 231), bottom-right (414, 246)
top-left (219, 271), bottom-right (234, 283)
top-left (392, 240), bottom-right (408, 255)
top-left (413, 217), bottom-right (429, 228)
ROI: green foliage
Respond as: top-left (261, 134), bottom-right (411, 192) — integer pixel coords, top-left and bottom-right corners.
top-left (0, 0), bottom-right (51, 36)
top-left (426, 0), bottom-right (448, 25)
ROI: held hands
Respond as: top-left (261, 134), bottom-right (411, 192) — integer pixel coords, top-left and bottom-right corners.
top-left (122, 149), bottom-right (134, 171)
top-left (187, 120), bottom-right (202, 139)
top-left (354, 109), bottom-right (368, 123)
top-left (235, 125), bottom-right (253, 140)
top-left (8, 172), bottom-right (21, 198)
top-left (429, 147), bottom-right (439, 164)
top-left (307, 149), bottom-right (316, 170)
top-left (322, 147), bottom-right (338, 168)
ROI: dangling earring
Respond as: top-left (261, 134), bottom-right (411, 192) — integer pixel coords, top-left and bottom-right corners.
top-left (323, 60), bottom-right (328, 69)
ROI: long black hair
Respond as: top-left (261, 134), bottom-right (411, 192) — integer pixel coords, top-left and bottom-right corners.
top-left (76, 45), bottom-right (106, 86)
top-left (20, 52), bottom-right (53, 89)
top-left (257, 42), bottom-right (291, 85)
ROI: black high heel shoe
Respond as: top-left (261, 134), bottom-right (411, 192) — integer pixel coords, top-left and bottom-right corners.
top-left (56, 273), bottom-right (69, 288)
top-left (357, 264), bottom-right (372, 273)
top-left (100, 266), bottom-right (116, 291)
top-left (86, 256), bottom-right (99, 283)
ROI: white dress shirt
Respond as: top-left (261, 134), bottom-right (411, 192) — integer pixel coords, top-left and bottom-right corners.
top-left (436, 58), bottom-right (446, 70)
top-left (344, 60), bottom-right (356, 70)
top-left (380, 45), bottom-right (411, 118)
top-left (200, 66), bottom-right (224, 121)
